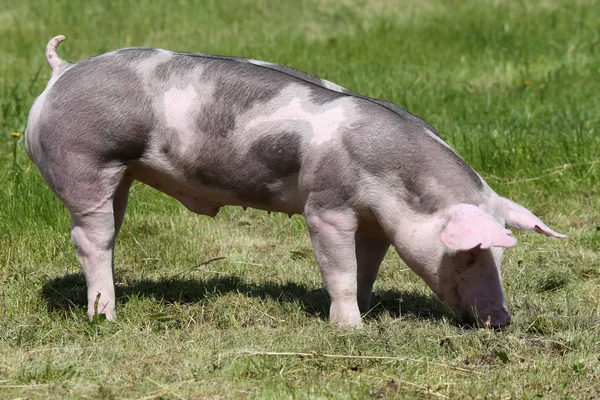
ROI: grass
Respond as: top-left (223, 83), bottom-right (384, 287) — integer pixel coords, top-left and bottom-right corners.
top-left (1, 0), bottom-right (599, 398)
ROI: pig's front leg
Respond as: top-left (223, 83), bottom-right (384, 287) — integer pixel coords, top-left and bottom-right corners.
top-left (356, 235), bottom-right (389, 314)
top-left (305, 207), bottom-right (361, 327)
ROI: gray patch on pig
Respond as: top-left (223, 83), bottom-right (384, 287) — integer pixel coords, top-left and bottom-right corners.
top-left (308, 87), bottom-right (347, 105)
top-left (193, 59), bottom-right (287, 137)
top-left (113, 48), bottom-right (160, 63)
top-left (300, 144), bottom-right (359, 209)
top-left (341, 101), bottom-right (483, 214)
top-left (152, 54), bottom-right (203, 84)
top-left (159, 128), bottom-right (179, 157)
top-left (175, 129), bottom-right (304, 205)
top-left (249, 132), bottom-right (302, 177)
top-left (195, 103), bottom-right (236, 138)
top-left (42, 55), bottom-right (155, 165)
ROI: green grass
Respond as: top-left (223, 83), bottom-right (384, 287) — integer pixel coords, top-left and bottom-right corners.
top-left (1, 0), bottom-right (599, 398)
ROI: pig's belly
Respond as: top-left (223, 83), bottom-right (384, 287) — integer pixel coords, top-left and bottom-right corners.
top-left (125, 163), bottom-right (305, 217)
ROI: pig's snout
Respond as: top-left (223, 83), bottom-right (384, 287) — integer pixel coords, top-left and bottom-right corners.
top-left (481, 308), bottom-right (511, 329)
top-left (460, 307), bottom-right (511, 329)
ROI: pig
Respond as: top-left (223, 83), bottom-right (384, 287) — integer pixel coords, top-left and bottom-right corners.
top-left (25, 35), bottom-right (566, 328)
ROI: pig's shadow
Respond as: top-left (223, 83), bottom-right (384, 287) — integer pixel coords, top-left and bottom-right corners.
top-left (41, 273), bottom-right (453, 322)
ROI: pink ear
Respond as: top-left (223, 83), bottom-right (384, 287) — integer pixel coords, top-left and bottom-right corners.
top-left (441, 204), bottom-right (518, 251)
top-left (501, 198), bottom-right (567, 238)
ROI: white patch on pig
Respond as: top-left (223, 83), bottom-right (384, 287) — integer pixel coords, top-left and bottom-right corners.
top-left (310, 106), bottom-right (346, 145)
top-left (25, 91), bottom-right (49, 156)
top-left (247, 59), bottom-right (276, 68)
top-left (245, 97), bottom-right (304, 129)
top-left (163, 85), bottom-right (198, 145)
top-left (320, 79), bottom-right (346, 93)
top-left (244, 85), bottom-right (354, 146)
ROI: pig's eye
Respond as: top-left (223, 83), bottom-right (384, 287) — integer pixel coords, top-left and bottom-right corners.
top-left (454, 251), bottom-right (477, 272)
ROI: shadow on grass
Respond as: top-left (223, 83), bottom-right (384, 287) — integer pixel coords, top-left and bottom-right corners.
top-left (41, 273), bottom-right (453, 322)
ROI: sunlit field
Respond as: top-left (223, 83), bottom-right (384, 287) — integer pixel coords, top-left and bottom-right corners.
top-left (1, 0), bottom-right (599, 398)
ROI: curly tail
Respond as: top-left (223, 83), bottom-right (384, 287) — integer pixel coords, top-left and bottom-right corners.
top-left (46, 35), bottom-right (67, 79)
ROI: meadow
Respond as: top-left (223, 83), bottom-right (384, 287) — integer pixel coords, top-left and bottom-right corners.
top-left (1, 0), bottom-right (599, 398)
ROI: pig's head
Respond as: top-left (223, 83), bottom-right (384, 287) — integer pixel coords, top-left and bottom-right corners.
top-left (392, 197), bottom-right (566, 328)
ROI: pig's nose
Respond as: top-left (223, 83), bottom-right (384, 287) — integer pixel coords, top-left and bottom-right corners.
top-left (481, 309), bottom-right (511, 329)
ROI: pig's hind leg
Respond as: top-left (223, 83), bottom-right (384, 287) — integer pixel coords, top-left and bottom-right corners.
top-left (305, 206), bottom-right (362, 327)
top-left (70, 169), bottom-right (132, 321)
top-left (43, 157), bottom-right (131, 321)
